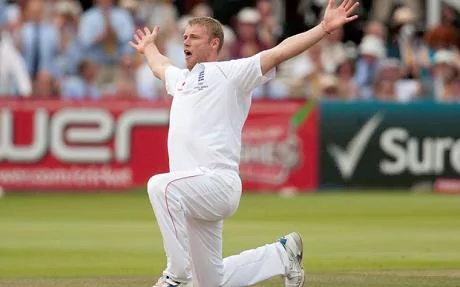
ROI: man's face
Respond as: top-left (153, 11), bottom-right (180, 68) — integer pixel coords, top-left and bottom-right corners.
top-left (238, 23), bottom-right (257, 41)
top-left (83, 62), bottom-right (98, 81)
top-left (183, 24), bottom-right (217, 70)
top-left (434, 63), bottom-right (456, 80)
top-left (27, 0), bottom-right (44, 22)
top-left (257, 0), bottom-right (272, 17)
top-left (366, 23), bottom-right (386, 41)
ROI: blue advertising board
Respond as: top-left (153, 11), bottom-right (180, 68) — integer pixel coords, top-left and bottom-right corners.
top-left (320, 101), bottom-right (460, 188)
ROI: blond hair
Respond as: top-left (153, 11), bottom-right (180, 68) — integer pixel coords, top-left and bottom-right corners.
top-left (188, 17), bottom-right (224, 52)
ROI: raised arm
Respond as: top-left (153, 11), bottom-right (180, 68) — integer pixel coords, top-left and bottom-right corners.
top-left (129, 27), bottom-right (173, 82)
top-left (260, 0), bottom-right (359, 75)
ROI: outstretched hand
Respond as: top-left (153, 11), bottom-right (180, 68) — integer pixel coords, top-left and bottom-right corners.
top-left (322, 0), bottom-right (360, 34)
top-left (129, 26), bottom-right (160, 54)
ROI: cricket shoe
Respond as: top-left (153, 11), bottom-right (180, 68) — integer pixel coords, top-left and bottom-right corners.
top-left (279, 232), bottom-right (305, 287)
top-left (152, 276), bottom-right (193, 287)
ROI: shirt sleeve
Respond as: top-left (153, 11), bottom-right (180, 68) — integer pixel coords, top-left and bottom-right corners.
top-left (216, 53), bottom-right (276, 93)
top-left (164, 66), bottom-right (183, 97)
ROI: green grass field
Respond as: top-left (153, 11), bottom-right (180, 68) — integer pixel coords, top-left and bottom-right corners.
top-left (0, 190), bottom-right (459, 287)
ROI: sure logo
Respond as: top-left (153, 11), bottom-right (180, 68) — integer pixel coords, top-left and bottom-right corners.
top-left (380, 128), bottom-right (460, 175)
top-left (328, 114), bottom-right (383, 179)
top-left (328, 113), bottom-right (460, 178)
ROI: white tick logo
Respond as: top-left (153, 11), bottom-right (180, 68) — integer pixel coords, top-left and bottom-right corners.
top-left (328, 113), bottom-right (383, 179)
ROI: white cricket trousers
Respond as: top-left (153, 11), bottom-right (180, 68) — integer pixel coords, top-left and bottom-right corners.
top-left (147, 169), bottom-right (290, 287)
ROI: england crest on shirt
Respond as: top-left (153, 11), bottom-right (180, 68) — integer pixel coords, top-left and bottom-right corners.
top-left (195, 70), bottom-right (208, 91)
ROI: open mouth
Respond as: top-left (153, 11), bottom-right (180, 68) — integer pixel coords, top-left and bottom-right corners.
top-left (184, 50), bottom-right (192, 58)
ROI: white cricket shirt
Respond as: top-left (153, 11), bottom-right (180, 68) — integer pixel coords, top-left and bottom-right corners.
top-left (164, 53), bottom-right (275, 172)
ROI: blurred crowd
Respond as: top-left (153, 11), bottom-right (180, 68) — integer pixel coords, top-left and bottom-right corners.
top-left (0, 0), bottom-right (459, 102)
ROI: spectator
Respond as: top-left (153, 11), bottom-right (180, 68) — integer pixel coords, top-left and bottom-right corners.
top-left (119, 0), bottom-right (142, 27)
top-left (33, 71), bottom-right (57, 98)
top-left (136, 62), bottom-right (164, 100)
top-left (387, 6), bottom-right (422, 79)
top-left (419, 25), bottom-right (458, 73)
top-left (373, 59), bottom-right (399, 102)
top-left (280, 42), bottom-right (324, 98)
top-left (60, 59), bottom-right (100, 100)
top-left (370, 0), bottom-right (422, 24)
top-left (20, 0), bottom-right (60, 80)
top-left (230, 6), bottom-right (288, 99)
top-left (3, 0), bottom-right (22, 38)
top-left (141, 0), bottom-right (179, 39)
top-left (363, 20), bottom-right (387, 42)
top-left (256, 0), bottom-right (282, 47)
top-left (319, 74), bottom-right (341, 100)
top-left (425, 25), bottom-right (458, 51)
top-left (441, 4), bottom-right (460, 30)
top-left (190, 3), bottom-right (214, 18)
top-left (321, 27), bottom-right (348, 74)
top-left (0, 16), bottom-right (32, 97)
top-left (160, 14), bottom-right (186, 69)
top-left (0, 0), bottom-right (452, 103)
top-left (141, 3), bottom-right (186, 70)
top-left (373, 58), bottom-right (420, 102)
top-left (135, 29), bottom-right (173, 100)
top-left (231, 8), bottom-right (268, 58)
top-left (252, 78), bottom-right (289, 100)
top-left (355, 35), bottom-right (386, 99)
top-left (53, 0), bottom-right (83, 76)
top-left (218, 25), bottom-right (237, 61)
top-left (78, 0), bottom-right (135, 82)
top-left (297, 0), bottom-right (327, 29)
top-left (432, 50), bottom-right (460, 101)
top-left (111, 54), bottom-right (138, 99)
top-left (441, 74), bottom-right (460, 102)
top-left (334, 52), bottom-right (359, 100)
